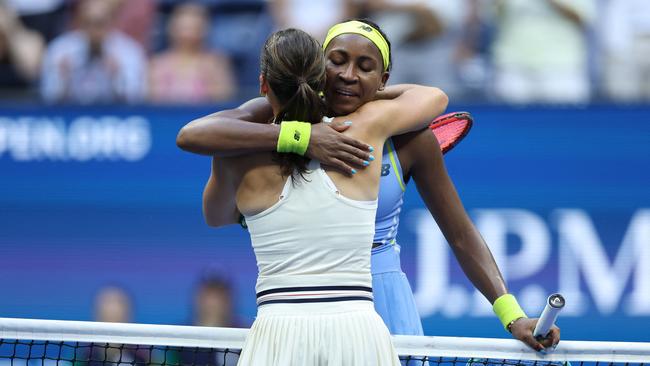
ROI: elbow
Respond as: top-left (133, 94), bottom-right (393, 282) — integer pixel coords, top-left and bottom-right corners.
top-left (176, 125), bottom-right (193, 152)
top-left (440, 89), bottom-right (449, 109)
top-left (202, 201), bottom-right (219, 227)
top-left (203, 207), bottom-right (225, 227)
top-left (177, 122), bottom-right (208, 154)
top-left (204, 216), bottom-right (222, 228)
top-left (431, 87), bottom-right (449, 114)
top-left (203, 201), bottom-right (234, 228)
top-left (203, 212), bottom-right (235, 228)
top-left (177, 115), bottom-right (210, 152)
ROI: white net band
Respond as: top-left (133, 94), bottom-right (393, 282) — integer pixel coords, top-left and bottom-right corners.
top-left (1, 317), bottom-right (649, 364)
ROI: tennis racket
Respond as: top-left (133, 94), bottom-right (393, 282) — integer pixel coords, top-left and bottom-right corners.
top-left (430, 111), bottom-right (473, 154)
top-left (534, 293), bottom-right (565, 340)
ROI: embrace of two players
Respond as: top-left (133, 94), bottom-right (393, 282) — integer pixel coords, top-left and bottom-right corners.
top-left (177, 19), bottom-right (560, 365)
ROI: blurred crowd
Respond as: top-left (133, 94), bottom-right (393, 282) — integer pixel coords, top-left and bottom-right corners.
top-left (1, 0), bottom-right (649, 105)
top-left (87, 273), bottom-right (239, 366)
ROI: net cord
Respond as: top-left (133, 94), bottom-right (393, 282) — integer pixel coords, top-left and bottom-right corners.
top-left (1, 317), bottom-right (649, 363)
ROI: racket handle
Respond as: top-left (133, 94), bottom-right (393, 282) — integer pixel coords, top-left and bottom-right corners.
top-left (533, 293), bottom-right (565, 339)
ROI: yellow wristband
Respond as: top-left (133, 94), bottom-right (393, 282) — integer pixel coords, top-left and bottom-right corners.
top-left (493, 294), bottom-right (527, 332)
top-left (277, 121), bottom-right (311, 156)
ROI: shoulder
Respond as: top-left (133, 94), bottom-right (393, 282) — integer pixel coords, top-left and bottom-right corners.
top-left (235, 97), bottom-right (274, 122)
top-left (393, 127), bottom-right (442, 173)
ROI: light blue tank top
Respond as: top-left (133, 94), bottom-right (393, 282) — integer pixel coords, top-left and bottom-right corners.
top-left (373, 138), bottom-right (406, 246)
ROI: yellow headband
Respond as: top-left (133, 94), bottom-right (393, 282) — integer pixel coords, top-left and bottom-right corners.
top-left (323, 20), bottom-right (390, 72)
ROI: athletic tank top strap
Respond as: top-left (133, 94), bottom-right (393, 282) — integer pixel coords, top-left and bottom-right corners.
top-left (373, 138), bottom-right (407, 246)
top-left (384, 138), bottom-right (406, 191)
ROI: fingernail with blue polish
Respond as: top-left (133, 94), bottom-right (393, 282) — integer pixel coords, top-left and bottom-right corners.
top-left (344, 121), bottom-right (353, 126)
top-left (351, 169), bottom-right (357, 174)
top-left (363, 161), bottom-right (369, 166)
top-left (368, 146), bottom-right (374, 152)
top-left (368, 155), bottom-right (375, 161)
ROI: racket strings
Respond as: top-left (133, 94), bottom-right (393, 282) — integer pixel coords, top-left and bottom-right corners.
top-left (432, 120), bottom-right (471, 153)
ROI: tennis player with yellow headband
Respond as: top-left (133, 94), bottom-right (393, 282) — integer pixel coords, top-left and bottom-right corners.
top-left (324, 20), bottom-right (391, 71)
top-left (177, 19), bottom-right (560, 352)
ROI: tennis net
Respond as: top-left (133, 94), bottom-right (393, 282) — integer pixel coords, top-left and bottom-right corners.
top-left (1, 317), bottom-right (648, 366)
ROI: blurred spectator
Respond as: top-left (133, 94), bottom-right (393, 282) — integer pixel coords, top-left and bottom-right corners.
top-left (40, 0), bottom-right (147, 104)
top-left (489, 0), bottom-right (596, 104)
top-left (0, 3), bottom-right (44, 96)
top-left (454, 0), bottom-right (493, 99)
top-left (359, 0), bottom-right (469, 99)
top-left (91, 286), bottom-right (149, 366)
top-left (207, 1), bottom-right (272, 99)
top-left (600, 0), bottom-right (650, 102)
top-left (105, 0), bottom-right (157, 52)
top-left (269, 0), bottom-right (358, 40)
top-left (149, 3), bottom-right (236, 104)
top-left (5, 0), bottom-right (67, 41)
top-left (178, 274), bottom-right (238, 366)
top-left (192, 274), bottom-right (236, 328)
top-left (94, 285), bottom-right (133, 323)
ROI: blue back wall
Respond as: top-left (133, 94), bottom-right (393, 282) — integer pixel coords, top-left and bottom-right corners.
top-left (1, 104), bottom-right (648, 342)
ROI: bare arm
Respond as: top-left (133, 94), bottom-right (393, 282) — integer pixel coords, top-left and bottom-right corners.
top-left (401, 129), bottom-right (560, 351)
top-left (374, 84), bottom-right (419, 100)
top-left (176, 98), bottom-right (277, 156)
top-left (176, 98), bottom-right (374, 174)
top-left (203, 157), bottom-right (239, 227)
top-left (351, 85), bottom-right (448, 139)
top-left (382, 86), bottom-right (448, 136)
top-left (404, 129), bottom-right (506, 302)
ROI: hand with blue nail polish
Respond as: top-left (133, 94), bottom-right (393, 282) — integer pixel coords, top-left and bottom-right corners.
top-left (305, 119), bottom-right (375, 177)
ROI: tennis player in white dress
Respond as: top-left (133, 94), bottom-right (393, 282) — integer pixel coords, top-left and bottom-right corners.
top-left (195, 28), bottom-right (448, 366)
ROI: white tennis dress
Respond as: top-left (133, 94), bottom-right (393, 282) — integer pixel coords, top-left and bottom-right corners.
top-left (238, 161), bottom-right (400, 366)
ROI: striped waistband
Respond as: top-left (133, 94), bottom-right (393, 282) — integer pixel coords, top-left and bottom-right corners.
top-left (256, 285), bottom-right (373, 306)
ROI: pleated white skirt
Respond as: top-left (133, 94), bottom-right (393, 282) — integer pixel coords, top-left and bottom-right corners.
top-left (237, 301), bottom-right (400, 366)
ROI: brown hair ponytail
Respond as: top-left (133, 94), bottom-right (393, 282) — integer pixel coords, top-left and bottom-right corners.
top-left (260, 28), bottom-right (327, 178)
